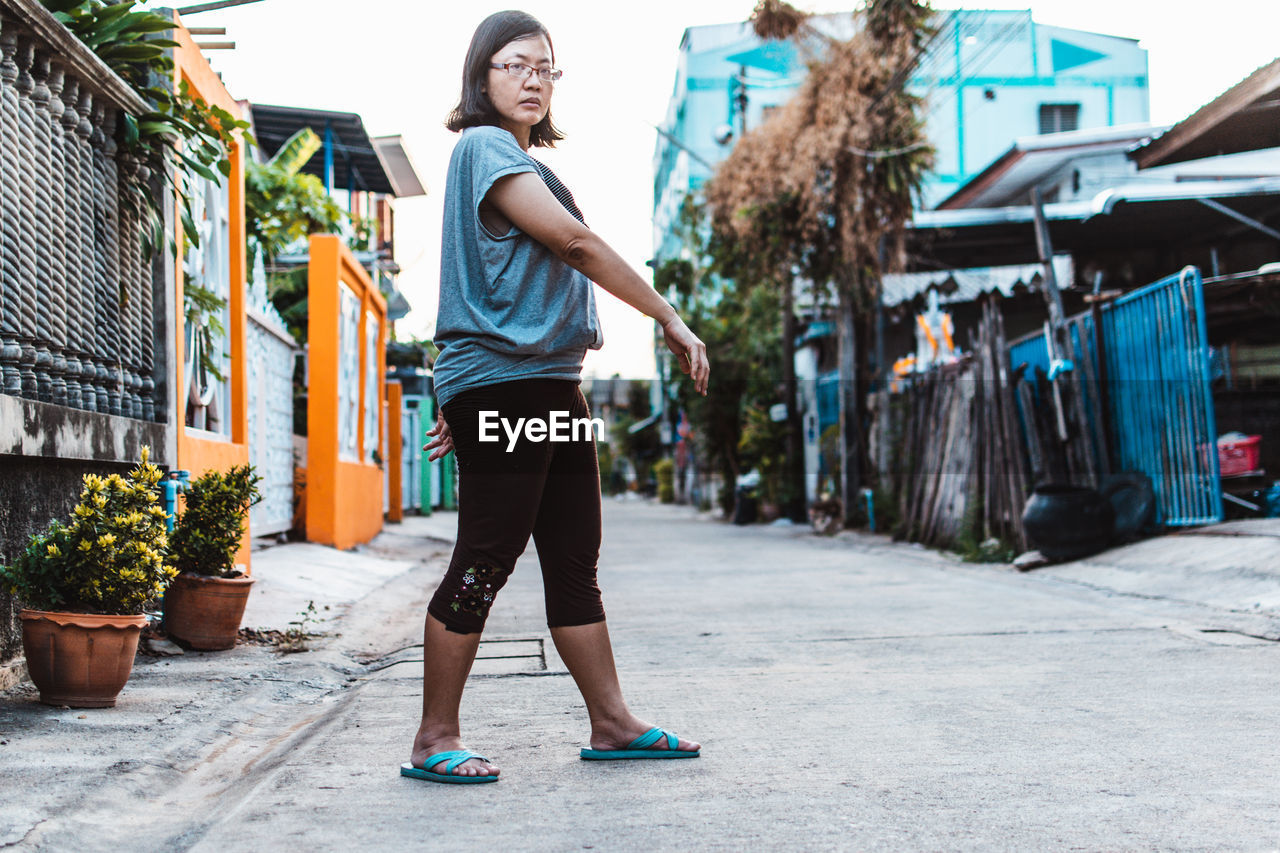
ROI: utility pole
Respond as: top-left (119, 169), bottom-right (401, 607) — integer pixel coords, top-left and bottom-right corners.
top-left (735, 65), bottom-right (749, 140)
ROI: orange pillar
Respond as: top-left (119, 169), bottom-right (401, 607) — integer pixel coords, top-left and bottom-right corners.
top-left (305, 236), bottom-right (341, 546)
top-left (387, 380), bottom-right (403, 523)
top-left (171, 20), bottom-right (253, 569)
top-left (304, 235), bottom-right (388, 550)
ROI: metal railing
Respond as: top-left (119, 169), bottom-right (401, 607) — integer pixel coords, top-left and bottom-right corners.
top-left (0, 1), bottom-right (159, 420)
top-left (1009, 267), bottom-right (1222, 526)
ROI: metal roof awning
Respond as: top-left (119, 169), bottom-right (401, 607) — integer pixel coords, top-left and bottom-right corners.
top-left (372, 135), bottom-right (427, 198)
top-left (937, 124), bottom-right (1166, 210)
top-left (249, 103), bottom-right (397, 195)
top-left (906, 178), bottom-right (1280, 271)
top-left (1131, 57), bottom-right (1280, 169)
top-left (384, 288), bottom-right (411, 321)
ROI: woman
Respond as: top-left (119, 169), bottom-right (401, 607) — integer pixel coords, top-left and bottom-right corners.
top-left (401, 11), bottom-right (710, 784)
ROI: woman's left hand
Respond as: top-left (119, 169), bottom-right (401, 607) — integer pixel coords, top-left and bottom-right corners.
top-left (661, 314), bottom-right (710, 396)
top-left (424, 410), bottom-right (454, 461)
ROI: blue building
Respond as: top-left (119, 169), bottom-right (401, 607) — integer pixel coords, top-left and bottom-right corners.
top-left (652, 9), bottom-right (1151, 260)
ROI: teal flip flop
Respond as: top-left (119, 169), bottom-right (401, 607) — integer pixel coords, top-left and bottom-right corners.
top-left (579, 727), bottom-right (700, 760)
top-left (400, 749), bottom-right (499, 784)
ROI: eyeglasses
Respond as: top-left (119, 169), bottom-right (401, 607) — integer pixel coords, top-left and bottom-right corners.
top-left (489, 62), bottom-right (563, 83)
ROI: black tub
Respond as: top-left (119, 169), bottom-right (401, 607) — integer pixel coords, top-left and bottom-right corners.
top-left (1021, 484), bottom-right (1116, 562)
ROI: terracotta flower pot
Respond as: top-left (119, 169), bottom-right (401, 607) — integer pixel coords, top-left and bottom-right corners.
top-left (162, 573), bottom-right (254, 650)
top-left (20, 610), bottom-right (148, 708)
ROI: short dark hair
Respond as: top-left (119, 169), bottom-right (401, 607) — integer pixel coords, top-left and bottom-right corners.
top-left (446, 10), bottom-right (565, 148)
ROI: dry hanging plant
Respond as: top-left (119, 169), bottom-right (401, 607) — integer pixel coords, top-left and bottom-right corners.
top-left (750, 0), bottom-right (807, 40)
top-left (709, 0), bottom-right (935, 308)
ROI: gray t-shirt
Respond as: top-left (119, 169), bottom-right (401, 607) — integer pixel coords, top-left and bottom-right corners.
top-left (432, 126), bottom-right (604, 408)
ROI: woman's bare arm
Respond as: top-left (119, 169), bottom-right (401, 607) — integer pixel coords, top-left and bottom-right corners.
top-left (485, 171), bottom-right (709, 394)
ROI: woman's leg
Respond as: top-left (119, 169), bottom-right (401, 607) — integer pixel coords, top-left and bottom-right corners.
top-left (409, 381), bottom-right (558, 776)
top-left (550, 621), bottom-right (700, 753)
top-left (534, 387), bottom-right (698, 753)
top-left (410, 614), bottom-right (497, 777)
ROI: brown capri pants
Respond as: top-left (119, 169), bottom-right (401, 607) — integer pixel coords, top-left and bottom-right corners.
top-left (428, 378), bottom-right (604, 634)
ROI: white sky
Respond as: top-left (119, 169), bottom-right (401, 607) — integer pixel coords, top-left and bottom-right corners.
top-left (199, 0), bottom-right (1280, 380)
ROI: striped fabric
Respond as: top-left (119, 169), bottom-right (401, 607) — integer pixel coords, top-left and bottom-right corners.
top-left (534, 160), bottom-right (586, 224)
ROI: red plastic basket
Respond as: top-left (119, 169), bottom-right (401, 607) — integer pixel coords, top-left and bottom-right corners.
top-left (1218, 434), bottom-right (1261, 477)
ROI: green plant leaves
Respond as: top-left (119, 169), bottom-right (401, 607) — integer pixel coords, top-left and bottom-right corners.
top-left (267, 127), bottom-right (322, 177)
top-left (120, 111), bottom-right (140, 147)
top-left (45, 0), bottom-right (91, 14)
top-left (0, 451), bottom-right (176, 615)
top-left (178, 150), bottom-right (219, 182)
top-left (170, 466), bottom-right (263, 577)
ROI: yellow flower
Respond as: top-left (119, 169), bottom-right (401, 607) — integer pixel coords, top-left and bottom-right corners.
top-left (97, 534), bottom-right (116, 548)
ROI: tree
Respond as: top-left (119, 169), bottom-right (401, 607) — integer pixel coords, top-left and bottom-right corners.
top-left (706, 0), bottom-right (935, 526)
top-left (653, 197), bottom-right (785, 516)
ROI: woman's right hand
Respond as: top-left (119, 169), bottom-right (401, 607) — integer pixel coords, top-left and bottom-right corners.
top-left (423, 409), bottom-right (454, 461)
top-left (661, 314), bottom-right (710, 396)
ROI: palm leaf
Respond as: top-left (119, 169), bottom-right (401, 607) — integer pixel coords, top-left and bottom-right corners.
top-left (267, 127), bottom-right (321, 177)
top-left (118, 12), bottom-right (176, 35)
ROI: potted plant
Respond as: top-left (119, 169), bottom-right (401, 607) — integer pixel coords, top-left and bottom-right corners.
top-left (162, 465), bottom-right (262, 650)
top-left (0, 449), bottom-right (176, 708)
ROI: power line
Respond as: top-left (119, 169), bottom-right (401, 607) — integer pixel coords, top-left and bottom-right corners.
top-left (176, 0), bottom-right (265, 14)
top-left (917, 12), bottom-right (1031, 128)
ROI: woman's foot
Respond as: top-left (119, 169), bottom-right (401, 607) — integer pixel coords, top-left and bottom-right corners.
top-left (410, 734), bottom-right (500, 778)
top-left (588, 714), bottom-right (700, 753)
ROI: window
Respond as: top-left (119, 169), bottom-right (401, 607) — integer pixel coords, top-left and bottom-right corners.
top-left (1039, 103), bottom-right (1080, 135)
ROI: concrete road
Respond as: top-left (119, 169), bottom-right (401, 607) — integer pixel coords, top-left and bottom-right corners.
top-left (4, 501), bottom-right (1280, 851)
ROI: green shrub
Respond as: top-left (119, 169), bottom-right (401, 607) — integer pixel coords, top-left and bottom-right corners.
top-left (654, 457), bottom-right (676, 503)
top-left (597, 443), bottom-right (614, 495)
top-left (170, 465), bottom-right (263, 578)
top-left (0, 448), bottom-right (175, 615)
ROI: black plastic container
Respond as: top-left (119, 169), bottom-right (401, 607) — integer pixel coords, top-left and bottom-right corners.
top-left (1021, 484), bottom-right (1116, 562)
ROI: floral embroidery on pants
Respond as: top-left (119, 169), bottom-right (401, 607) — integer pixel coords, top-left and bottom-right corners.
top-left (451, 562), bottom-right (501, 618)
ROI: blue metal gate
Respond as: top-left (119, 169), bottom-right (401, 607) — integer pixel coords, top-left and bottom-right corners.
top-left (1104, 267), bottom-right (1221, 525)
top-left (1008, 267), bottom-right (1222, 527)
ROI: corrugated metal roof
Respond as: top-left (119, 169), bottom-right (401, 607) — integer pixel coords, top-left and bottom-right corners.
top-left (882, 257), bottom-right (1073, 308)
top-left (1131, 57), bottom-right (1280, 169)
top-left (249, 103), bottom-right (396, 195)
top-left (936, 124), bottom-right (1166, 210)
top-left (906, 178), bottom-right (1280, 270)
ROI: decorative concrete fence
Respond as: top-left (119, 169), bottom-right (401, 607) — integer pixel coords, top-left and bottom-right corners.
top-left (0, 0), bottom-right (177, 664)
top-left (246, 252), bottom-right (298, 538)
top-left (0, 0), bottom-right (160, 419)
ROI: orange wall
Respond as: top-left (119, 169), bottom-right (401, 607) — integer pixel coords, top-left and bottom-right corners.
top-left (306, 235), bottom-right (388, 550)
top-left (171, 20), bottom-right (252, 571)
